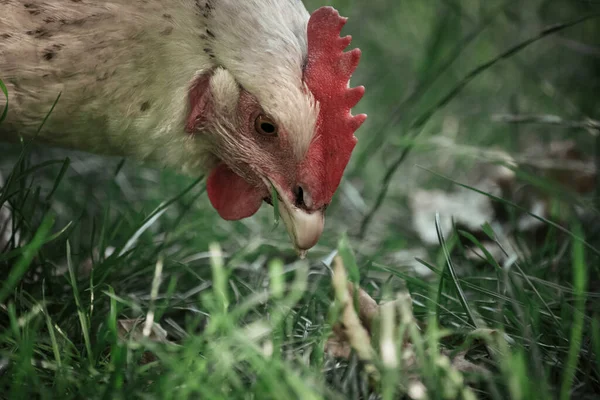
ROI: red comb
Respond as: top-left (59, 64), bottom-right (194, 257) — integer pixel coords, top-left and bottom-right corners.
top-left (302, 6), bottom-right (367, 206)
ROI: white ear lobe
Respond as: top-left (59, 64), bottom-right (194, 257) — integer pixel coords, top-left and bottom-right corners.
top-left (209, 67), bottom-right (240, 116)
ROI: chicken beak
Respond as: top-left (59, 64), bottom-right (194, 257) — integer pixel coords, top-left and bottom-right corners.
top-left (267, 180), bottom-right (325, 257)
top-left (279, 204), bottom-right (324, 258)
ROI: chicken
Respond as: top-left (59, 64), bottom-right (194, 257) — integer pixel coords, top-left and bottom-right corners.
top-left (0, 0), bottom-right (366, 253)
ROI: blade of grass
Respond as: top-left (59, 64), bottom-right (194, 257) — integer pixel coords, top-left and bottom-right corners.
top-left (592, 317), bottom-right (600, 376)
top-left (0, 92), bottom-right (62, 209)
top-left (143, 256), bottom-right (164, 337)
top-left (42, 283), bottom-right (62, 369)
top-left (485, 226), bottom-right (568, 343)
top-left (435, 213), bottom-right (478, 329)
top-left (0, 220), bottom-right (72, 262)
top-left (458, 230), bottom-right (502, 271)
top-left (271, 184), bottom-right (280, 230)
top-left (0, 214), bottom-right (54, 304)
top-left (45, 157), bottom-right (70, 202)
top-left (0, 78), bottom-right (8, 124)
top-left (560, 221), bottom-right (587, 400)
top-left (491, 113), bottom-right (600, 131)
top-left (117, 175), bottom-right (204, 256)
top-left (338, 233), bottom-right (360, 284)
top-left (66, 240), bottom-right (93, 363)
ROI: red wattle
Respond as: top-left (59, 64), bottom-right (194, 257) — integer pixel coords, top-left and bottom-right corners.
top-left (206, 163), bottom-right (264, 220)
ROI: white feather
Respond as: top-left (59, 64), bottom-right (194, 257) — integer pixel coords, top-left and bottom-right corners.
top-left (0, 0), bottom-right (318, 172)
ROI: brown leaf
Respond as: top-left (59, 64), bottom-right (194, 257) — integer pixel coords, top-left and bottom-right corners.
top-left (410, 187), bottom-right (496, 246)
top-left (0, 173), bottom-right (18, 251)
top-left (348, 282), bottom-right (379, 331)
top-left (328, 257), bottom-right (375, 361)
top-left (325, 282), bottom-right (379, 359)
top-left (117, 318), bottom-right (170, 343)
top-left (526, 139), bottom-right (596, 194)
top-left (446, 350), bottom-right (490, 375)
top-left (117, 318), bottom-right (172, 365)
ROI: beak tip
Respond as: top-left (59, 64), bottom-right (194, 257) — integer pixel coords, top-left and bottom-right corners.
top-left (296, 249), bottom-right (308, 259)
top-left (280, 207), bottom-right (325, 255)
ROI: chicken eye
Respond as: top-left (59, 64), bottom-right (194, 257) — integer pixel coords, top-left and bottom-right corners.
top-left (255, 115), bottom-right (278, 136)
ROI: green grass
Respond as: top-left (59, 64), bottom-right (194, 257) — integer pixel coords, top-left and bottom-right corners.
top-left (1, 0), bottom-right (600, 398)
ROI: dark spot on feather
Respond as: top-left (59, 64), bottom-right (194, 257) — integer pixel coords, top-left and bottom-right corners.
top-left (206, 29), bottom-right (215, 38)
top-left (160, 26), bottom-right (173, 36)
top-left (1, 33), bottom-right (11, 39)
top-left (195, 0), bottom-right (213, 15)
top-left (43, 50), bottom-right (55, 60)
top-left (42, 44), bottom-right (63, 60)
top-left (60, 15), bottom-right (97, 27)
top-left (162, 13), bottom-right (172, 19)
top-left (96, 72), bottom-right (109, 81)
top-left (26, 28), bottom-right (51, 39)
top-left (140, 101), bottom-right (151, 112)
top-left (24, 3), bottom-right (42, 15)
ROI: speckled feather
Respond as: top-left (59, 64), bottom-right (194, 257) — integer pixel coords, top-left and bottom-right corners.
top-left (0, 0), bottom-right (314, 175)
top-left (0, 0), bottom-right (366, 245)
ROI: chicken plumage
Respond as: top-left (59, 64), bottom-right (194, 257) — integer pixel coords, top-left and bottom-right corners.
top-left (0, 0), bottom-right (366, 253)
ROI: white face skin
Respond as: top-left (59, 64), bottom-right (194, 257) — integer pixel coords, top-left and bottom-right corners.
top-left (201, 0), bottom-right (319, 154)
top-left (191, 66), bottom-right (324, 252)
top-left (188, 1), bottom-right (332, 252)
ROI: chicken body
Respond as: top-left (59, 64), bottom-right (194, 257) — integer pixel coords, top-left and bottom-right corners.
top-left (2, 1), bottom-right (239, 171)
top-left (0, 0), bottom-right (365, 252)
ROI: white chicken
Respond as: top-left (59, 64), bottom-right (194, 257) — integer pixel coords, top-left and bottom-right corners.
top-left (0, 0), bottom-right (366, 253)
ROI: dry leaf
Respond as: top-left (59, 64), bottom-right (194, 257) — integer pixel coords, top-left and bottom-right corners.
top-left (328, 257), bottom-right (375, 360)
top-left (326, 257), bottom-right (490, 386)
top-left (546, 140), bottom-right (596, 193)
top-left (444, 350), bottom-right (490, 375)
top-left (325, 281), bottom-right (379, 359)
top-left (117, 318), bottom-right (172, 365)
top-left (117, 318), bottom-right (170, 343)
top-left (0, 202), bottom-right (13, 251)
top-left (0, 173), bottom-right (18, 251)
top-left (410, 187), bottom-right (496, 246)
top-left (522, 139), bottom-right (596, 194)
